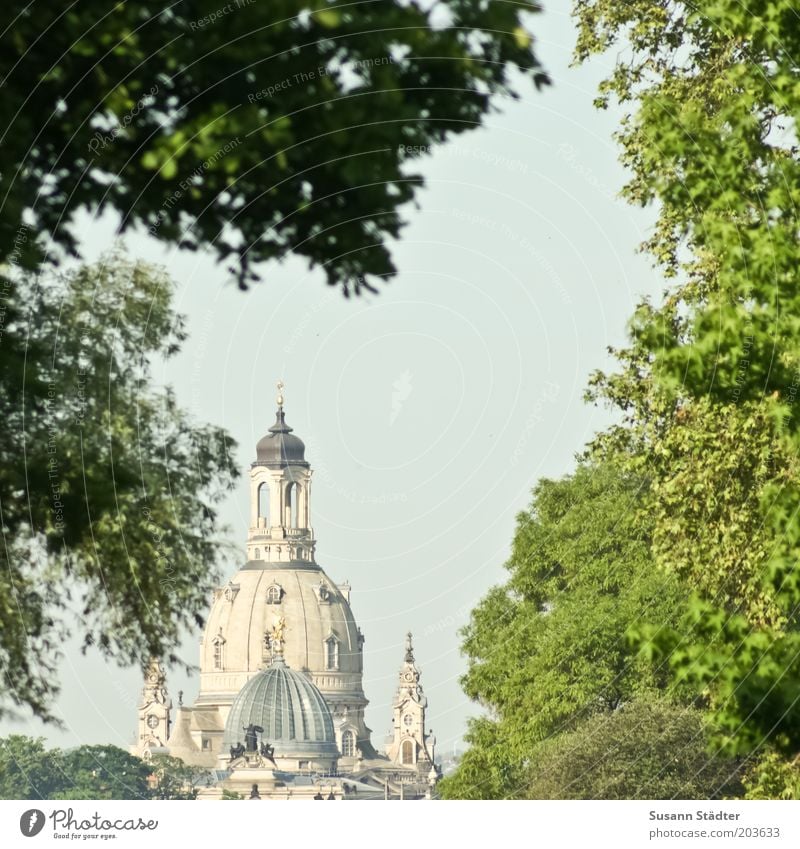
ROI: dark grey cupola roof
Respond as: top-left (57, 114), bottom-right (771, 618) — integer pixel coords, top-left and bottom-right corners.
top-left (254, 408), bottom-right (309, 467)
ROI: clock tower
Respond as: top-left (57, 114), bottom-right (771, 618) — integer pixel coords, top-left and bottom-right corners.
top-left (132, 659), bottom-right (172, 758)
top-left (386, 633), bottom-right (436, 773)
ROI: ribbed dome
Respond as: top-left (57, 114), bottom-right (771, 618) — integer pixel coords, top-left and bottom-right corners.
top-left (222, 658), bottom-right (338, 757)
top-left (255, 409), bottom-right (308, 466)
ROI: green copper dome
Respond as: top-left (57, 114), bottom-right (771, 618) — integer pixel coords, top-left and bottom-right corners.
top-left (223, 658), bottom-right (338, 758)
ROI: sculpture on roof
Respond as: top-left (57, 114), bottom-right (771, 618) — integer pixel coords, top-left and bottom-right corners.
top-left (244, 724), bottom-right (263, 752)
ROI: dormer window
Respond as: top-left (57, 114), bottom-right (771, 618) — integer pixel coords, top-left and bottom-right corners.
top-left (324, 634), bottom-right (340, 670)
top-left (212, 630), bottom-right (226, 670)
top-left (266, 584), bottom-right (283, 605)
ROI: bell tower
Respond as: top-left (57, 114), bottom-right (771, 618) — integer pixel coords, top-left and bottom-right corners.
top-left (386, 633), bottom-right (436, 771)
top-left (247, 381), bottom-right (315, 565)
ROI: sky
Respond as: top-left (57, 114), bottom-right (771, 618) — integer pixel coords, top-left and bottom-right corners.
top-left (2, 6), bottom-right (664, 757)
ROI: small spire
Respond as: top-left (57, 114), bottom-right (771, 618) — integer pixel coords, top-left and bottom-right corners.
top-left (405, 631), bottom-right (414, 663)
top-left (276, 379), bottom-right (285, 410)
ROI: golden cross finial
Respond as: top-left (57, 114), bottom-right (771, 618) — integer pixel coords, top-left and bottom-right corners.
top-left (276, 380), bottom-right (285, 410)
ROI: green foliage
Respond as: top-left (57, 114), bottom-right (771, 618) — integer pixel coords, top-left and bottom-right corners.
top-left (523, 699), bottom-right (741, 800)
top-left (632, 597), bottom-right (800, 759)
top-left (438, 718), bottom-right (522, 801)
top-left (53, 745), bottom-right (151, 800)
top-left (742, 750), bottom-right (800, 800)
top-left (0, 1), bottom-right (548, 292)
top-left (592, 386), bottom-right (794, 628)
top-left (647, 398), bottom-right (791, 627)
top-left (575, 0), bottom-right (800, 767)
top-left (440, 461), bottom-right (688, 798)
top-left (0, 252), bottom-right (238, 721)
top-left (574, 0), bottom-right (800, 441)
top-left (0, 736), bottom-right (65, 800)
top-left (0, 736), bottom-right (205, 800)
top-left (0, 737), bottom-right (155, 800)
top-left (220, 788), bottom-right (244, 800)
top-left (148, 754), bottom-right (201, 800)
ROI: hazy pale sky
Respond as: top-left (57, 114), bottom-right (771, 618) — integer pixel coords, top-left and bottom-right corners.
top-left (3, 7), bottom-right (663, 756)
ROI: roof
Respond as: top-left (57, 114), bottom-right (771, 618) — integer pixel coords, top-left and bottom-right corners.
top-left (166, 708), bottom-right (199, 754)
top-left (223, 657), bottom-right (338, 758)
top-left (254, 409), bottom-right (308, 467)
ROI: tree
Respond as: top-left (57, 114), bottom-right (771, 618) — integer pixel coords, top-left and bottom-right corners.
top-left (148, 754), bottom-right (201, 800)
top-left (53, 745), bottom-right (151, 800)
top-left (0, 736), bottom-right (64, 800)
top-left (742, 750), bottom-right (800, 801)
top-left (573, 0), bottom-right (800, 405)
top-left (0, 252), bottom-right (238, 721)
top-left (439, 461), bottom-right (688, 799)
top-left (1, 1), bottom-right (548, 292)
top-left (573, 0), bottom-right (800, 771)
top-left (0, 737), bottom-right (204, 800)
top-left (523, 699), bottom-right (741, 800)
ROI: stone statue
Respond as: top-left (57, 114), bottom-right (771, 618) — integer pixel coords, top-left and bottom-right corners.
top-left (250, 783), bottom-right (261, 799)
top-left (271, 616), bottom-right (286, 645)
top-left (260, 741), bottom-right (276, 764)
top-left (230, 742), bottom-right (245, 760)
top-left (405, 631), bottom-right (414, 663)
top-left (243, 724), bottom-right (263, 752)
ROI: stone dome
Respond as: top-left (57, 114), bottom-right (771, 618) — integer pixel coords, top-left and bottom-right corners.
top-left (197, 564), bottom-right (365, 708)
top-left (255, 409), bottom-right (308, 466)
top-left (222, 657), bottom-right (338, 758)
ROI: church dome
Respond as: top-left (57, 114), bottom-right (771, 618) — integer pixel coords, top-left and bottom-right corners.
top-left (255, 409), bottom-right (308, 466)
top-left (222, 657), bottom-right (338, 758)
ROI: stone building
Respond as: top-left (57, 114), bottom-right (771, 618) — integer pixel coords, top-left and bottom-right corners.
top-left (132, 385), bottom-right (439, 799)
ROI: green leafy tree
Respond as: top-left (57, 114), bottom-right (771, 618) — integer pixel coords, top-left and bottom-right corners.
top-left (523, 699), bottom-right (741, 800)
top-left (742, 750), bottom-right (800, 801)
top-left (573, 0), bottom-right (800, 773)
top-left (0, 736), bottom-right (65, 800)
top-left (0, 737), bottom-right (206, 800)
top-left (440, 461), bottom-right (687, 799)
top-left (573, 0), bottom-right (800, 405)
top-left (0, 252), bottom-right (237, 721)
top-left (53, 745), bottom-right (151, 800)
top-left (1, 1), bottom-right (548, 292)
top-left (148, 754), bottom-right (201, 800)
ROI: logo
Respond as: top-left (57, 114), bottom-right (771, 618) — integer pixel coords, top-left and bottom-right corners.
top-left (390, 370), bottom-right (413, 426)
top-left (19, 809), bottom-right (45, 837)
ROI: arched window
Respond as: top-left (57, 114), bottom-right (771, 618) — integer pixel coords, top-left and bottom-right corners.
top-left (324, 635), bottom-right (339, 671)
top-left (294, 484), bottom-right (302, 528)
top-left (258, 483), bottom-right (270, 526)
top-left (266, 584), bottom-right (282, 605)
top-left (284, 482), bottom-right (296, 528)
top-left (254, 548), bottom-right (261, 559)
top-left (401, 739), bottom-right (414, 765)
top-left (342, 731), bottom-right (356, 757)
top-left (212, 632), bottom-right (226, 671)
